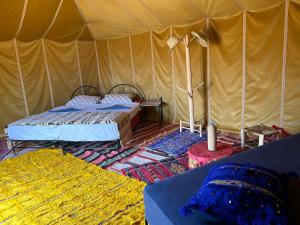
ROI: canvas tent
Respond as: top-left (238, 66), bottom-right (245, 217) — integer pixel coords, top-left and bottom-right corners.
top-left (0, 0), bottom-right (300, 136)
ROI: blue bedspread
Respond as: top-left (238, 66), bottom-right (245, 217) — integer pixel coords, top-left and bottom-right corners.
top-left (144, 133), bottom-right (300, 225)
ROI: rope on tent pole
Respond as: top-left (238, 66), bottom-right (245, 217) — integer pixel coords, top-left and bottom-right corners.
top-left (43, 0), bottom-right (64, 38)
top-left (13, 39), bottom-right (29, 117)
top-left (41, 39), bottom-right (55, 108)
top-left (94, 40), bottom-right (103, 94)
top-left (280, 0), bottom-right (289, 128)
top-left (15, 0), bottom-right (28, 38)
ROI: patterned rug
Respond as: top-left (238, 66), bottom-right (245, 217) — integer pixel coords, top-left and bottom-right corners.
top-left (147, 129), bottom-right (207, 156)
top-left (107, 149), bottom-right (170, 173)
top-left (121, 153), bottom-right (189, 183)
top-left (0, 139), bottom-right (9, 160)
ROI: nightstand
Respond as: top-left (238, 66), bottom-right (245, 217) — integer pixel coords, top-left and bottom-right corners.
top-left (141, 97), bottom-right (163, 126)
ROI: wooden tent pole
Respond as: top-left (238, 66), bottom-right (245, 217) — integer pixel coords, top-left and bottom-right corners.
top-left (184, 34), bottom-right (195, 133)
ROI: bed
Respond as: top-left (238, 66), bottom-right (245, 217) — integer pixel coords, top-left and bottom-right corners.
top-left (143, 133), bottom-right (300, 225)
top-left (0, 148), bottom-right (146, 224)
top-left (5, 84), bottom-right (145, 153)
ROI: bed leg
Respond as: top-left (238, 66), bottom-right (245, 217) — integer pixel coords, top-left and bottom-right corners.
top-left (145, 218), bottom-right (149, 225)
top-left (61, 141), bottom-right (66, 155)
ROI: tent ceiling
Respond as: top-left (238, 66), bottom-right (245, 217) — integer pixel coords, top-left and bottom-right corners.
top-left (0, 0), bottom-right (290, 42)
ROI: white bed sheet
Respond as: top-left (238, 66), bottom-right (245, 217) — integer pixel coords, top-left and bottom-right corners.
top-left (7, 103), bottom-right (140, 142)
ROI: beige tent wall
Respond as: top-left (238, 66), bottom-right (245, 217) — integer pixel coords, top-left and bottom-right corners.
top-left (210, 13), bottom-right (243, 131)
top-left (92, 1), bottom-right (300, 133)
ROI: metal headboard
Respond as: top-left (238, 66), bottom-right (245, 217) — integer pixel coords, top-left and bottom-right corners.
top-left (107, 84), bottom-right (146, 100)
top-left (71, 85), bottom-right (101, 99)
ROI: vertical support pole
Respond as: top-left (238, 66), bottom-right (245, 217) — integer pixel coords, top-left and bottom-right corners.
top-left (13, 39), bottom-right (29, 117)
top-left (184, 35), bottom-right (195, 133)
top-left (41, 39), bottom-right (55, 108)
top-left (258, 134), bottom-right (264, 146)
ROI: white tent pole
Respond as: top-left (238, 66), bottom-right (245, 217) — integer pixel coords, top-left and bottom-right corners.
top-left (170, 27), bottom-right (177, 123)
top-left (128, 35), bottom-right (136, 84)
top-left (280, 0), bottom-right (289, 128)
top-left (13, 39), bottom-right (29, 116)
top-left (241, 10), bottom-right (247, 130)
top-left (15, 0), bottom-right (28, 38)
top-left (107, 40), bottom-right (114, 85)
top-left (184, 35), bottom-right (195, 133)
top-left (75, 40), bottom-right (83, 89)
top-left (43, 0), bottom-right (64, 38)
top-left (41, 39), bottom-right (55, 108)
top-left (94, 40), bottom-right (103, 93)
top-left (149, 30), bottom-right (157, 97)
top-left (206, 18), bottom-right (211, 123)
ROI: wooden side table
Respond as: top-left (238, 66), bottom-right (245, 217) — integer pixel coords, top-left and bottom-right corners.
top-left (141, 97), bottom-right (163, 126)
top-left (242, 124), bottom-right (280, 147)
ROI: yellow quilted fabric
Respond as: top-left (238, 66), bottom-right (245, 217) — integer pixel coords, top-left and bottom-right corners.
top-left (0, 149), bottom-right (146, 225)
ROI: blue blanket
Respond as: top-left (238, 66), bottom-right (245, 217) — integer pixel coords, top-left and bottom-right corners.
top-left (96, 104), bottom-right (132, 111)
top-left (48, 107), bottom-right (82, 113)
top-left (147, 130), bottom-right (207, 156)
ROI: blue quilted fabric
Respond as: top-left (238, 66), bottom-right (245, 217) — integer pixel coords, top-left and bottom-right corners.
top-left (179, 163), bottom-right (297, 225)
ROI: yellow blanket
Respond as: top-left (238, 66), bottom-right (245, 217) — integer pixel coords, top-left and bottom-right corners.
top-left (0, 149), bottom-right (146, 225)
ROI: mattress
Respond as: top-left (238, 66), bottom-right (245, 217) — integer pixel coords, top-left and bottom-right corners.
top-left (7, 103), bottom-right (140, 143)
top-left (144, 133), bottom-right (300, 225)
top-left (0, 149), bottom-right (146, 224)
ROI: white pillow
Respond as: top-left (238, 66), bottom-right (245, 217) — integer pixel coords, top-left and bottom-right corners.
top-left (66, 95), bottom-right (101, 106)
top-left (101, 94), bottom-right (133, 104)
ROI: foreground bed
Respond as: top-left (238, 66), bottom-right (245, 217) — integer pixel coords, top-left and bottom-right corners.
top-left (144, 133), bottom-right (300, 225)
top-left (0, 149), bottom-right (146, 224)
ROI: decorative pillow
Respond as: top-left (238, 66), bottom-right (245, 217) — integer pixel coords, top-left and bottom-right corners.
top-left (101, 94), bottom-right (133, 104)
top-left (66, 95), bottom-right (101, 106)
top-left (179, 163), bottom-right (297, 225)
